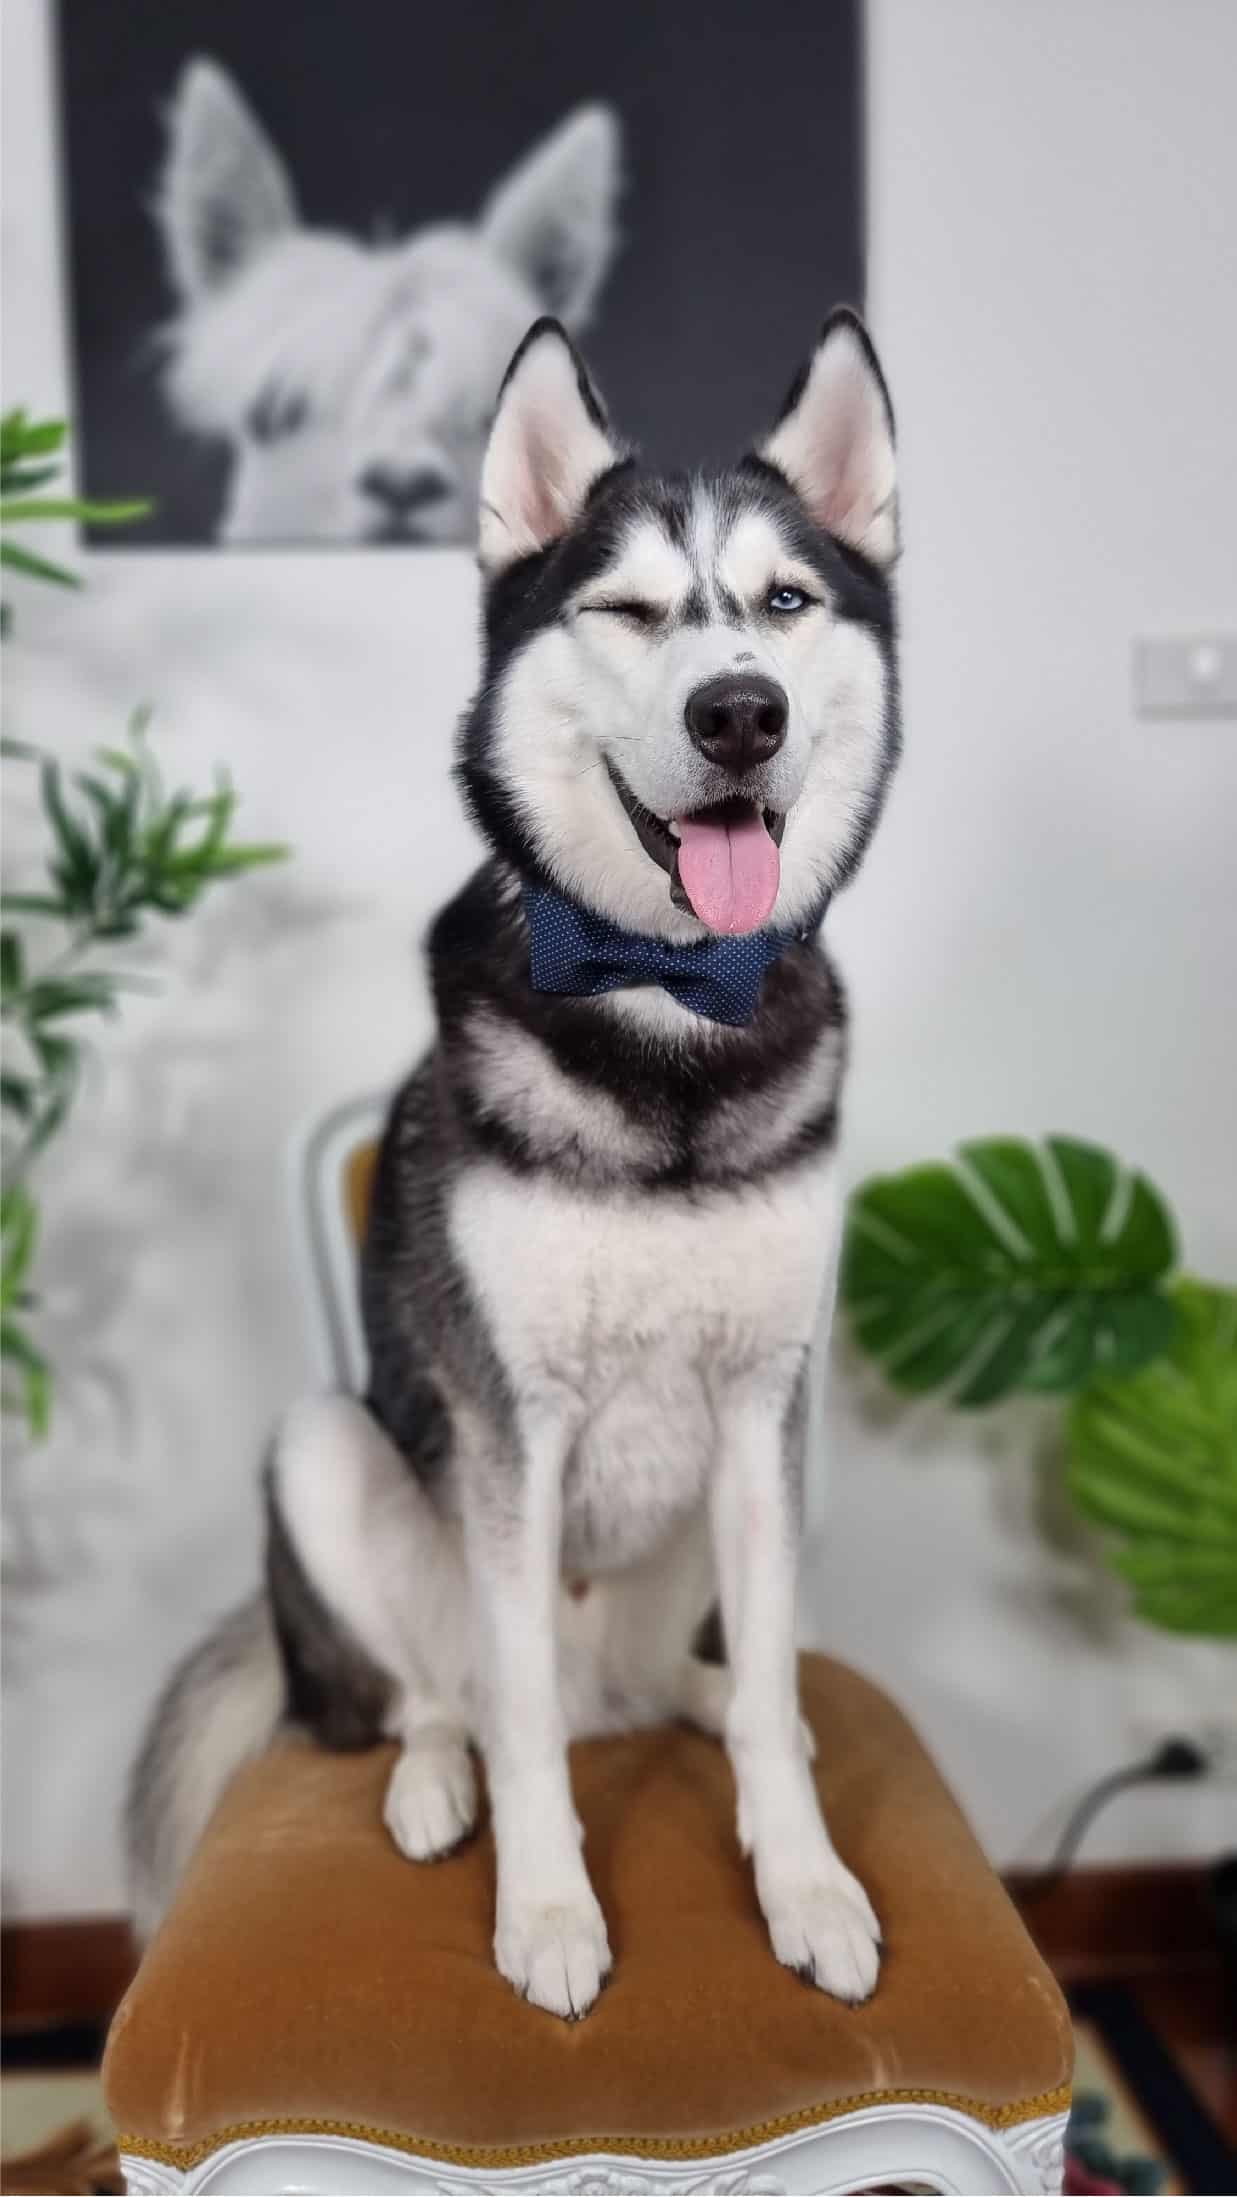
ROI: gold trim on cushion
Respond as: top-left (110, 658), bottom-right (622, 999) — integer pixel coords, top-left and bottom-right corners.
top-left (118, 2081), bottom-right (1073, 2172)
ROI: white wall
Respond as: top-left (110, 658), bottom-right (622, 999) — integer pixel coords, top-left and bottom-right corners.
top-left (2, 0), bottom-right (1235, 1916)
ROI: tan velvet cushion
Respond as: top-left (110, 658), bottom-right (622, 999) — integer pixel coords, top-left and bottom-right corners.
top-left (105, 1654), bottom-right (1071, 2174)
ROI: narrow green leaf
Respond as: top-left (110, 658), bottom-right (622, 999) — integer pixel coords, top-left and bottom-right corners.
top-left (39, 760), bottom-right (97, 894)
top-left (1, 1185), bottom-right (39, 1305)
top-left (0, 537), bottom-right (80, 588)
top-left (0, 413), bottom-right (65, 461)
top-left (0, 892), bottom-right (68, 918)
top-left (0, 930), bottom-right (23, 996)
top-left (0, 463), bottom-right (61, 495)
top-left (20, 974), bottom-right (118, 1022)
top-left (0, 1314), bottom-right (51, 1437)
top-left (179, 839), bottom-right (288, 878)
top-left (0, 496), bottom-right (151, 524)
top-left (1, 1072), bottom-right (34, 1120)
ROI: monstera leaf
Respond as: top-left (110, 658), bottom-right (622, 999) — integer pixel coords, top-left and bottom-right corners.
top-left (1067, 1280), bottom-right (1237, 1636)
top-left (841, 1136), bottom-right (1179, 1408)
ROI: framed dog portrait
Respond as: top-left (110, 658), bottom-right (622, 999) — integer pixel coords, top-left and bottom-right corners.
top-left (56, 0), bottom-right (863, 550)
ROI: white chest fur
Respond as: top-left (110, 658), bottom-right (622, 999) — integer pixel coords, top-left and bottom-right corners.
top-left (449, 1160), bottom-right (838, 1569)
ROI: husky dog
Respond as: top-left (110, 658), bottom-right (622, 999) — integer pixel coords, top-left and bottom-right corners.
top-left (154, 59), bottom-right (620, 545)
top-left (130, 306), bottom-right (900, 2019)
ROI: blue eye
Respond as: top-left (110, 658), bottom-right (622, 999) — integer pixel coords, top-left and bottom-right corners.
top-left (767, 585), bottom-right (810, 614)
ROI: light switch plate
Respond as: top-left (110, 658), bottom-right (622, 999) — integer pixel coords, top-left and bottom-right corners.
top-left (1134, 634), bottom-right (1237, 718)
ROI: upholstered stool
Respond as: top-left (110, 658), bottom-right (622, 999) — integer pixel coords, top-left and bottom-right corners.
top-left (105, 1654), bottom-right (1071, 2195)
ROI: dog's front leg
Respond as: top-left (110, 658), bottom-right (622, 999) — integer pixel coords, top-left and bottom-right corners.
top-left (465, 1403), bottom-right (611, 2021)
top-left (710, 1360), bottom-right (881, 2004)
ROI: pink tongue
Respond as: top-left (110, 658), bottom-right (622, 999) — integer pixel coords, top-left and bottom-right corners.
top-left (674, 807), bottom-right (781, 935)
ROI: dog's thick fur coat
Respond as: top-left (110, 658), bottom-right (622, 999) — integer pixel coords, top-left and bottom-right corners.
top-left (130, 308), bottom-right (901, 2017)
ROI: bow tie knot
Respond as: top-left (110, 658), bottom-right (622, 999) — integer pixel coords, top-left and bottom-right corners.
top-left (523, 883), bottom-right (794, 1027)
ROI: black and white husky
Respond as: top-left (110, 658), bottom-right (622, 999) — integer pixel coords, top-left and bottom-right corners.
top-left (130, 306), bottom-right (901, 2019)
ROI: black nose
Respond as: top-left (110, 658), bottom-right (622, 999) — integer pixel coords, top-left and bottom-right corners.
top-left (684, 674), bottom-right (788, 775)
top-left (358, 462), bottom-right (450, 518)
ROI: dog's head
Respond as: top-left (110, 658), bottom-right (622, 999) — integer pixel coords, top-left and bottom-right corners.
top-left (155, 60), bottom-right (621, 546)
top-left (459, 314), bottom-right (899, 939)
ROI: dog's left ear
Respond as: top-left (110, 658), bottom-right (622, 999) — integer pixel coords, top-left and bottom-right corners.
top-left (479, 319), bottom-right (621, 574)
top-left (760, 309), bottom-right (898, 567)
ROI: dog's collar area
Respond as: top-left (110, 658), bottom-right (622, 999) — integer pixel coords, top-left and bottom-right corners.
top-left (521, 881), bottom-right (826, 1028)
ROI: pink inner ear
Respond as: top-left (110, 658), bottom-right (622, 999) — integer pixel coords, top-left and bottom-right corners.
top-left (764, 330), bottom-right (895, 559)
top-left (520, 417), bottom-right (577, 545)
top-left (481, 332), bottom-right (617, 567)
top-left (802, 387), bottom-right (878, 536)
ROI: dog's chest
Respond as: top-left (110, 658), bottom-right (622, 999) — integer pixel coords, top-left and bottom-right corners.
top-left (449, 1161), bottom-right (836, 1565)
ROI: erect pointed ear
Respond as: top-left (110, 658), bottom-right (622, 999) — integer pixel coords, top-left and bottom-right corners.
top-left (479, 319), bottom-right (622, 574)
top-left (480, 105), bottom-right (621, 329)
top-left (157, 57), bottom-right (298, 304)
top-left (760, 308), bottom-right (898, 567)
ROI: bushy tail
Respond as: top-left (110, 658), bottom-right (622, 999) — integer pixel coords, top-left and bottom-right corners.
top-left (127, 1591), bottom-right (284, 1941)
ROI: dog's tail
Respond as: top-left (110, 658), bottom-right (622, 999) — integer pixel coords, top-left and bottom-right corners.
top-left (127, 1590), bottom-right (285, 1942)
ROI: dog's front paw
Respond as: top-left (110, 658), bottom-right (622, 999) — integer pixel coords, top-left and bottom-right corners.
top-left (384, 1734), bottom-right (477, 1861)
top-left (495, 1887), bottom-right (612, 2020)
top-left (763, 1865), bottom-right (881, 2004)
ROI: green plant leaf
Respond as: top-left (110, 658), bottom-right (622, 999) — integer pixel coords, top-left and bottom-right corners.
top-left (1, 1071), bottom-right (35, 1119)
top-left (0, 463), bottom-right (62, 496)
top-left (1, 412), bottom-right (66, 464)
top-left (1067, 1280), bottom-right (1237, 1635)
top-left (0, 929), bottom-right (24, 998)
top-left (0, 892), bottom-right (68, 918)
top-left (1, 1183), bottom-right (39, 1307)
top-left (0, 1313), bottom-right (51, 1436)
top-left (841, 1136), bottom-right (1179, 1407)
top-left (20, 973), bottom-right (120, 1023)
top-left (0, 496), bottom-right (152, 525)
top-left (0, 537), bottom-right (80, 588)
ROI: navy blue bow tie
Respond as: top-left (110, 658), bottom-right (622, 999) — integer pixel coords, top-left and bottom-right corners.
top-left (523, 883), bottom-right (808, 1027)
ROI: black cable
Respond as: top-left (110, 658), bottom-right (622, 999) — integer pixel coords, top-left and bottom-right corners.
top-left (1018, 1736), bottom-right (1209, 1904)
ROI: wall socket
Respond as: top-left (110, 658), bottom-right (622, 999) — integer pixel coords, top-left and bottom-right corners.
top-left (1134, 634), bottom-right (1237, 718)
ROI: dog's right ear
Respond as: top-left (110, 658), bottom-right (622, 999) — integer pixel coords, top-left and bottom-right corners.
top-left (157, 57), bottom-right (297, 304)
top-left (759, 309), bottom-right (898, 567)
top-left (479, 320), bottom-right (621, 575)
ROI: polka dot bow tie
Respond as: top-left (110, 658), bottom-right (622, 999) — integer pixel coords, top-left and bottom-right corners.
top-left (523, 882), bottom-right (807, 1028)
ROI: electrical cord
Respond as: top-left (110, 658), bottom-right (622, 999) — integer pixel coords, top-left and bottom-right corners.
top-left (1017, 1736), bottom-right (1210, 1903)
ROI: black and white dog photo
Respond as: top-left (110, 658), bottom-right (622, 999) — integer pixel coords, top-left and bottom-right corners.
top-left (57, 0), bottom-right (862, 549)
top-left (131, 302), bottom-right (901, 2017)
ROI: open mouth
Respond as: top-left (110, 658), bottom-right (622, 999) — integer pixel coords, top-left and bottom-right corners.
top-left (606, 762), bottom-right (787, 936)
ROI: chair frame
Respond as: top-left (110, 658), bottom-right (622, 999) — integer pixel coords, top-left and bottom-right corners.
top-left (290, 1091), bottom-right (390, 1389)
top-left (120, 2102), bottom-right (1069, 2194)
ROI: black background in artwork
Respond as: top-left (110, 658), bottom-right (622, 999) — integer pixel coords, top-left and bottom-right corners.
top-left (56, 0), bottom-right (863, 547)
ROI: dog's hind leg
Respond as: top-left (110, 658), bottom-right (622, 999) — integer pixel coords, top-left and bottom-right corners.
top-left (270, 1394), bottom-right (478, 1860)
